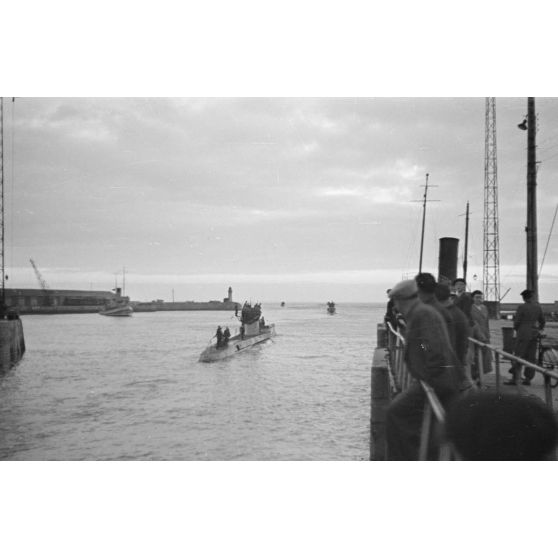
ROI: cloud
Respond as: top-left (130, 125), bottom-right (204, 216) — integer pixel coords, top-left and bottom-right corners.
top-left (315, 184), bottom-right (413, 205)
top-left (5, 97), bottom-right (558, 302)
top-left (317, 187), bottom-right (362, 198)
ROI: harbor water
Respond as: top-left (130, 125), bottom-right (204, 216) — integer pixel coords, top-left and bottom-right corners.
top-left (0, 303), bottom-right (384, 460)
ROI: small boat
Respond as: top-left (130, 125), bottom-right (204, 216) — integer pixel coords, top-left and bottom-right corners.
top-left (99, 286), bottom-right (133, 317)
top-left (199, 302), bottom-right (275, 362)
top-left (327, 301), bottom-right (336, 314)
top-left (99, 302), bottom-right (133, 317)
top-left (280, 301), bottom-right (285, 307)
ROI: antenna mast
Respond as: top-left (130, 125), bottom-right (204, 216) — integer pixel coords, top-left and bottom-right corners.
top-left (415, 173), bottom-right (439, 273)
top-left (483, 97), bottom-right (501, 316)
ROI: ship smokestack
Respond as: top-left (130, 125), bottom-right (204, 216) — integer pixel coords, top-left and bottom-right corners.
top-left (438, 237), bottom-right (459, 285)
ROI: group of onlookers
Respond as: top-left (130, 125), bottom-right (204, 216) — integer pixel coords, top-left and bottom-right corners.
top-left (385, 275), bottom-right (494, 386)
top-left (383, 274), bottom-right (556, 460)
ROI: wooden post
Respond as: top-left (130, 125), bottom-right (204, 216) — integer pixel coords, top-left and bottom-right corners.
top-left (370, 348), bottom-right (391, 461)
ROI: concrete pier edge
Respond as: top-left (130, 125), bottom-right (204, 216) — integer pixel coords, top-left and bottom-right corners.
top-left (0, 319), bottom-right (25, 371)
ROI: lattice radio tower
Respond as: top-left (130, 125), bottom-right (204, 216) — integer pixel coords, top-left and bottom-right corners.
top-left (483, 97), bottom-right (501, 311)
top-left (1, 98), bottom-right (5, 305)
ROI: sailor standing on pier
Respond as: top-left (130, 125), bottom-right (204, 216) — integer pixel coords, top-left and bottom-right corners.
top-left (505, 289), bottom-right (545, 386)
top-left (386, 279), bottom-right (460, 460)
top-left (470, 290), bottom-right (493, 378)
top-left (452, 278), bottom-right (473, 325)
top-left (433, 283), bottom-right (474, 392)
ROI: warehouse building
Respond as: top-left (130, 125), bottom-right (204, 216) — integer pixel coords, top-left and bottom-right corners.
top-left (4, 288), bottom-right (119, 314)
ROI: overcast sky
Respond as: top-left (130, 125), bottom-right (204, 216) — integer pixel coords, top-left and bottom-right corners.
top-left (3, 97), bottom-right (558, 303)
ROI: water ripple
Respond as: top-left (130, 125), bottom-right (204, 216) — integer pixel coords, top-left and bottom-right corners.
top-left (0, 303), bottom-right (382, 460)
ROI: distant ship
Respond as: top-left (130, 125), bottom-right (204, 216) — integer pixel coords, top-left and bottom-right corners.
top-left (327, 301), bottom-right (336, 314)
top-left (99, 287), bottom-right (133, 317)
top-left (99, 302), bottom-right (133, 317)
top-left (280, 301), bottom-right (285, 307)
top-left (199, 302), bottom-right (276, 362)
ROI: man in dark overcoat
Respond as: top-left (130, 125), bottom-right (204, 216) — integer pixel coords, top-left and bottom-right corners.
top-left (452, 278), bottom-right (473, 326)
top-left (434, 283), bottom-right (475, 393)
top-left (506, 289), bottom-right (545, 386)
top-left (385, 279), bottom-right (460, 460)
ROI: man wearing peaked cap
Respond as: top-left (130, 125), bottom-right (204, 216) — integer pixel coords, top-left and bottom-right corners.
top-left (505, 288), bottom-right (545, 386)
top-left (385, 277), bottom-right (460, 460)
top-left (388, 279), bottom-right (418, 300)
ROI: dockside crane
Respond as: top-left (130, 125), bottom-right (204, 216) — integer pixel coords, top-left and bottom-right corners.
top-left (29, 258), bottom-right (52, 306)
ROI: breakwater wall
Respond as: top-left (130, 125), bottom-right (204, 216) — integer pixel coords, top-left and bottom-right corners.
top-left (0, 318), bottom-right (25, 371)
top-left (15, 302), bottom-right (240, 315)
top-left (133, 301), bottom-right (239, 312)
top-left (18, 305), bottom-right (103, 315)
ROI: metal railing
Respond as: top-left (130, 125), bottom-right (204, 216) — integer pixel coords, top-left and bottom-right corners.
top-left (468, 336), bottom-right (558, 410)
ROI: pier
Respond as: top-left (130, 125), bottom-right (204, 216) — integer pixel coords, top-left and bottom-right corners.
top-left (370, 319), bottom-right (558, 460)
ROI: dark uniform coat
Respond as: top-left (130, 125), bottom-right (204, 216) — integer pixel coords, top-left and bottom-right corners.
top-left (454, 291), bottom-right (473, 326)
top-left (511, 301), bottom-right (545, 380)
top-left (471, 302), bottom-right (492, 376)
top-left (386, 298), bottom-right (460, 460)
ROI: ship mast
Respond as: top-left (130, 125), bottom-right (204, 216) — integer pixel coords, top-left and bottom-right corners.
top-left (415, 173), bottom-right (438, 273)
